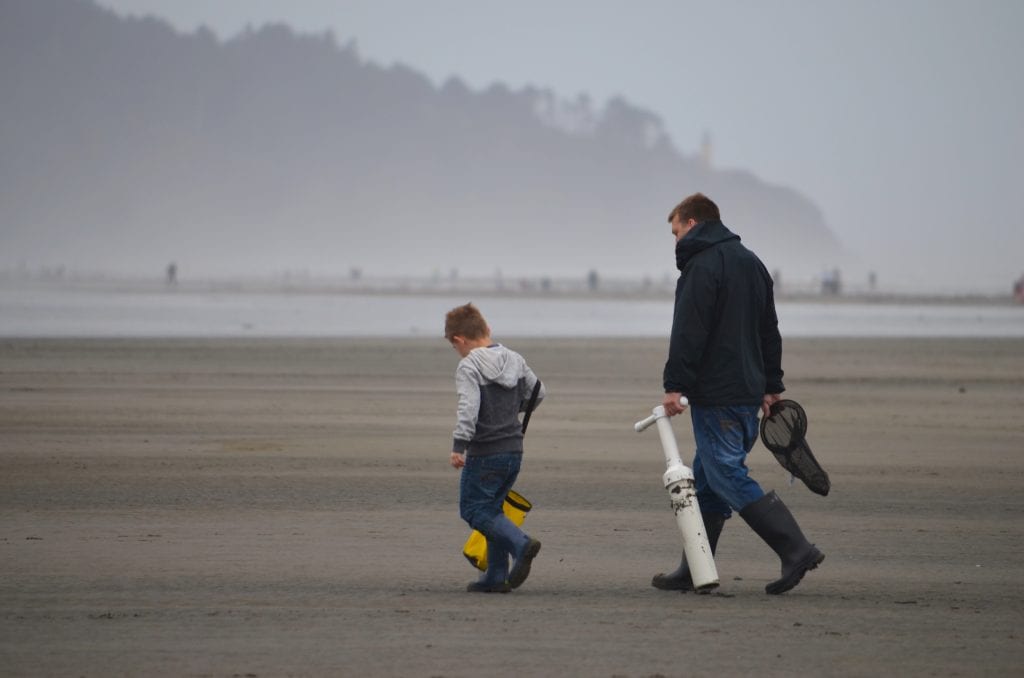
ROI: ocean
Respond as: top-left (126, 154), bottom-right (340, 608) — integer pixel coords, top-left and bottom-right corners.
top-left (2, 283), bottom-right (1022, 339)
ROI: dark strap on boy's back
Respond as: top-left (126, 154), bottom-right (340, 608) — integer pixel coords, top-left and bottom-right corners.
top-left (521, 380), bottom-right (542, 434)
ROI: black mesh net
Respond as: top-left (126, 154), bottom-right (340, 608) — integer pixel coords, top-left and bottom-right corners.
top-left (759, 400), bottom-right (830, 496)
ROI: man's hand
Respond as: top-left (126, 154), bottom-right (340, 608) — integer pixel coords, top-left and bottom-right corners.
top-left (762, 393), bottom-right (782, 418)
top-left (662, 392), bottom-right (688, 416)
top-left (450, 452), bottom-right (466, 469)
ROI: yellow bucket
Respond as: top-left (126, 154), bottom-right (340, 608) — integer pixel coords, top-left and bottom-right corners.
top-left (462, 489), bottom-right (532, 571)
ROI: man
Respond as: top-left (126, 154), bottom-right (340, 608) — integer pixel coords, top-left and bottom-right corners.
top-left (654, 192), bottom-right (824, 595)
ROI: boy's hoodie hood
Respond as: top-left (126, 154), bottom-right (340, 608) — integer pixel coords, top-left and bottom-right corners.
top-left (463, 344), bottom-right (523, 388)
top-left (675, 219), bottom-right (740, 272)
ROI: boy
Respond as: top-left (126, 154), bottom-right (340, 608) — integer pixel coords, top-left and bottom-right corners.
top-left (445, 303), bottom-right (544, 593)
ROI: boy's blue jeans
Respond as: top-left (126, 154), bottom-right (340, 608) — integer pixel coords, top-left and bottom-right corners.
top-left (689, 404), bottom-right (765, 517)
top-left (459, 452), bottom-right (522, 532)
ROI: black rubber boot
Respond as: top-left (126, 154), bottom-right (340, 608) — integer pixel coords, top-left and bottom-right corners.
top-left (507, 538), bottom-right (541, 590)
top-left (651, 513), bottom-right (727, 591)
top-left (486, 514), bottom-right (541, 590)
top-left (466, 540), bottom-right (511, 593)
top-left (466, 579), bottom-right (510, 593)
top-left (739, 490), bottom-right (824, 594)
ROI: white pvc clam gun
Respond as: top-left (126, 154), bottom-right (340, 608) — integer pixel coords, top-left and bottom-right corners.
top-left (634, 397), bottom-right (720, 591)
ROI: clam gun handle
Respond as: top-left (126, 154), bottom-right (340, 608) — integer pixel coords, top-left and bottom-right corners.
top-left (633, 396), bottom-right (689, 432)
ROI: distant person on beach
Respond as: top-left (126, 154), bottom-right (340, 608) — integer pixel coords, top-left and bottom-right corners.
top-left (445, 303), bottom-right (544, 593)
top-left (654, 192), bottom-right (824, 595)
top-left (166, 262), bottom-right (177, 286)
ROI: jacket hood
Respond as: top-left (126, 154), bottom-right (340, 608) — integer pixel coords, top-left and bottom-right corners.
top-left (464, 344), bottom-right (523, 388)
top-left (675, 219), bottom-right (740, 271)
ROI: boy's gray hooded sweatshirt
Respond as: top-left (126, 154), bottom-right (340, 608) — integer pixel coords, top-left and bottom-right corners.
top-left (452, 344), bottom-right (544, 457)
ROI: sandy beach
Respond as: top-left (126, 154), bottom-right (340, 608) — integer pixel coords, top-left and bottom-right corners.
top-left (1, 336), bottom-right (1022, 677)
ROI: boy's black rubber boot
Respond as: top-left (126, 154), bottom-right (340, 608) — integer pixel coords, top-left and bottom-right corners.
top-left (651, 513), bottom-right (727, 591)
top-left (466, 580), bottom-right (511, 593)
top-left (739, 490), bottom-right (824, 595)
top-left (507, 538), bottom-right (541, 589)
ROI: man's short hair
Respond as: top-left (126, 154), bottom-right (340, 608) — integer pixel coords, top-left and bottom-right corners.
top-left (668, 192), bottom-right (721, 224)
top-left (445, 302), bottom-right (489, 340)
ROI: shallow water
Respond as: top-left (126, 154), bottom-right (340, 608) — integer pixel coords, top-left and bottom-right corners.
top-left (2, 284), bottom-right (1022, 338)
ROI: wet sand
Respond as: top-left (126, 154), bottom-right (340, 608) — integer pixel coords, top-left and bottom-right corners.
top-left (1, 337), bottom-right (1022, 677)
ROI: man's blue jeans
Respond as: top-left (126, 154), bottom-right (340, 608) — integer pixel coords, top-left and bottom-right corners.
top-left (459, 452), bottom-right (522, 532)
top-left (689, 405), bottom-right (765, 517)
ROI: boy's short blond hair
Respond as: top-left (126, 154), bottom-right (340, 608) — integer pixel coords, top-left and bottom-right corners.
top-left (445, 303), bottom-right (489, 340)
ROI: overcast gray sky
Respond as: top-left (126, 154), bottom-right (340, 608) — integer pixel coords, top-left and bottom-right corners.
top-left (97, 0), bottom-right (1023, 293)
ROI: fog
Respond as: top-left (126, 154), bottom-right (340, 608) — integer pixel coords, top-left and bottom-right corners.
top-left (3, 0), bottom-right (1022, 295)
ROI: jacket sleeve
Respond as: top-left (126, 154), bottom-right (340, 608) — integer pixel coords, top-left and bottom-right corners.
top-left (452, 363), bottom-right (480, 452)
top-left (760, 277), bottom-right (785, 394)
top-left (663, 262), bottom-right (718, 393)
